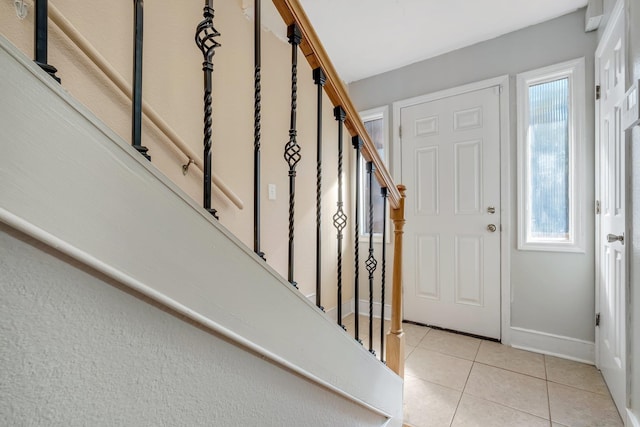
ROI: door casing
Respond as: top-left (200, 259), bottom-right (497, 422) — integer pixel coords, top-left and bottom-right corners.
top-left (594, 0), bottom-right (627, 416)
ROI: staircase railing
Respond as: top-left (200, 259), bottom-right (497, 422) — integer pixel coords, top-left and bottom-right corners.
top-left (43, 2), bottom-right (244, 210)
top-left (271, 0), bottom-right (406, 376)
top-left (26, 0), bottom-right (406, 377)
top-left (272, 0), bottom-right (401, 206)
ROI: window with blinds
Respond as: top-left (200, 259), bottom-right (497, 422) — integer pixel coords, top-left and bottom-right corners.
top-left (529, 78), bottom-right (570, 240)
top-left (517, 58), bottom-right (585, 252)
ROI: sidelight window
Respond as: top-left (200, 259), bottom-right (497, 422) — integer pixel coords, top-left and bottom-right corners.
top-left (517, 58), bottom-right (585, 252)
top-left (358, 106), bottom-right (389, 240)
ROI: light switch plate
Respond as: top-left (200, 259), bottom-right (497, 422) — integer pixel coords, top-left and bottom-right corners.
top-left (268, 184), bottom-right (276, 200)
top-left (622, 80), bottom-right (639, 130)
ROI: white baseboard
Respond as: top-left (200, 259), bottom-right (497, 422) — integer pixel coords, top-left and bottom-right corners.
top-left (315, 298), bottom-right (391, 323)
top-left (357, 299), bottom-right (392, 321)
top-left (628, 408), bottom-right (640, 427)
top-left (325, 298), bottom-right (354, 324)
top-left (510, 327), bottom-right (595, 364)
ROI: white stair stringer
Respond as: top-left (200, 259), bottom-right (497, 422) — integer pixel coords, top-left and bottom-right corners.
top-left (0, 35), bottom-right (403, 426)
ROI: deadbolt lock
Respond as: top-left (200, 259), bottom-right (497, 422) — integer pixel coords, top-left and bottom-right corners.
top-left (487, 206), bottom-right (496, 214)
top-left (487, 224), bottom-right (497, 232)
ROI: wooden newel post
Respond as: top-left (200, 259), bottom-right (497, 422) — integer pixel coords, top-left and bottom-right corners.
top-left (386, 184), bottom-right (406, 377)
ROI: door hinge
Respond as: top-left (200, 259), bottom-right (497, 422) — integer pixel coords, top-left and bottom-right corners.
top-left (596, 85), bottom-right (601, 100)
top-left (596, 312), bottom-right (600, 327)
top-left (399, 125), bottom-right (402, 139)
top-left (596, 200), bottom-right (601, 214)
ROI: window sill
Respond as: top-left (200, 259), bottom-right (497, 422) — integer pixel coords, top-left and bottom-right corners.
top-left (517, 242), bottom-right (585, 254)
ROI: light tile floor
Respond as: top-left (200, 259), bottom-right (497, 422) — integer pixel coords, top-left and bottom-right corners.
top-left (343, 315), bottom-right (623, 427)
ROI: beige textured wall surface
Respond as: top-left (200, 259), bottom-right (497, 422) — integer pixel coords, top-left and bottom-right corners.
top-left (0, 227), bottom-right (387, 426)
top-left (0, 0), bottom-right (359, 312)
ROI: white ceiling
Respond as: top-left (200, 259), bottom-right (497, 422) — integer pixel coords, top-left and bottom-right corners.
top-left (297, 0), bottom-right (588, 83)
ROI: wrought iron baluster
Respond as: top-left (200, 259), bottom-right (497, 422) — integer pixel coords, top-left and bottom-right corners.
top-left (380, 186), bottom-right (388, 362)
top-left (34, 0), bottom-right (60, 82)
top-left (253, 0), bottom-right (265, 259)
top-left (132, 0), bottom-right (150, 160)
top-left (314, 67), bottom-right (326, 310)
top-left (284, 24), bottom-right (302, 288)
top-left (352, 135), bottom-right (363, 343)
top-left (366, 161), bottom-right (378, 355)
top-left (333, 106), bottom-right (347, 328)
top-left (195, 0), bottom-right (221, 219)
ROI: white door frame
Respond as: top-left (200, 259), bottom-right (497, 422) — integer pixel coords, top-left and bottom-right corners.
top-left (594, 0), bottom-right (625, 368)
top-left (594, 0), bottom-right (627, 417)
top-left (392, 75), bottom-right (511, 342)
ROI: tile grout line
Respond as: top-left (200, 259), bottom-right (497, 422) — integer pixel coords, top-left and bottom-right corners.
top-left (548, 379), bottom-right (624, 398)
top-left (448, 338), bottom-right (483, 426)
top-left (407, 326), bottom-right (432, 351)
top-left (414, 339), bottom-right (480, 361)
top-left (472, 338), bottom-right (482, 360)
top-left (404, 327), bottom-right (621, 427)
top-left (448, 374), bottom-right (467, 426)
top-left (472, 360), bottom-right (547, 381)
top-left (461, 390), bottom-right (553, 424)
top-left (403, 371), bottom-right (466, 397)
top-left (463, 361), bottom-right (553, 421)
top-left (544, 354), bottom-right (552, 426)
top-left (412, 347), bottom-right (478, 365)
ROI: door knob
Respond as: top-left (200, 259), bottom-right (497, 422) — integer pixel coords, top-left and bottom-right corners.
top-left (607, 233), bottom-right (624, 244)
top-left (487, 224), bottom-right (497, 232)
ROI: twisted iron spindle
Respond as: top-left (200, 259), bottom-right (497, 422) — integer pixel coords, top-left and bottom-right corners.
top-left (366, 161), bottom-right (378, 356)
top-left (253, 0), bottom-right (265, 259)
top-left (314, 67), bottom-right (326, 310)
top-left (333, 106), bottom-right (347, 328)
top-left (380, 186), bottom-right (388, 362)
top-left (352, 135), bottom-right (363, 343)
top-left (284, 24), bottom-right (302, 288)
top-left (34, 0), bottom-right (60, 82)
top-left (132, 0), bottom-right (150, 160)
top-left (195, 0), bottom-right (221, 219)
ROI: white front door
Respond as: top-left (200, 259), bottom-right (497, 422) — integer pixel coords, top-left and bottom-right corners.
top-left (596, 0), bottom-right (626, 416)
top-left (401, 85), bottom-right (501, 339)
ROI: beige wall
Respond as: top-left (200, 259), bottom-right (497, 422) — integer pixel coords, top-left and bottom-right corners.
top-left (0, 0), bottom-right (359, 312)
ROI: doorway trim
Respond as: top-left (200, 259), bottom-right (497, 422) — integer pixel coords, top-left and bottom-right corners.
top-left (594, 0), bottom-right (627, 418)
top-left (392, 75), bottom-right (511, 342)
top-left (594, 0), bottom-right (625, 370)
